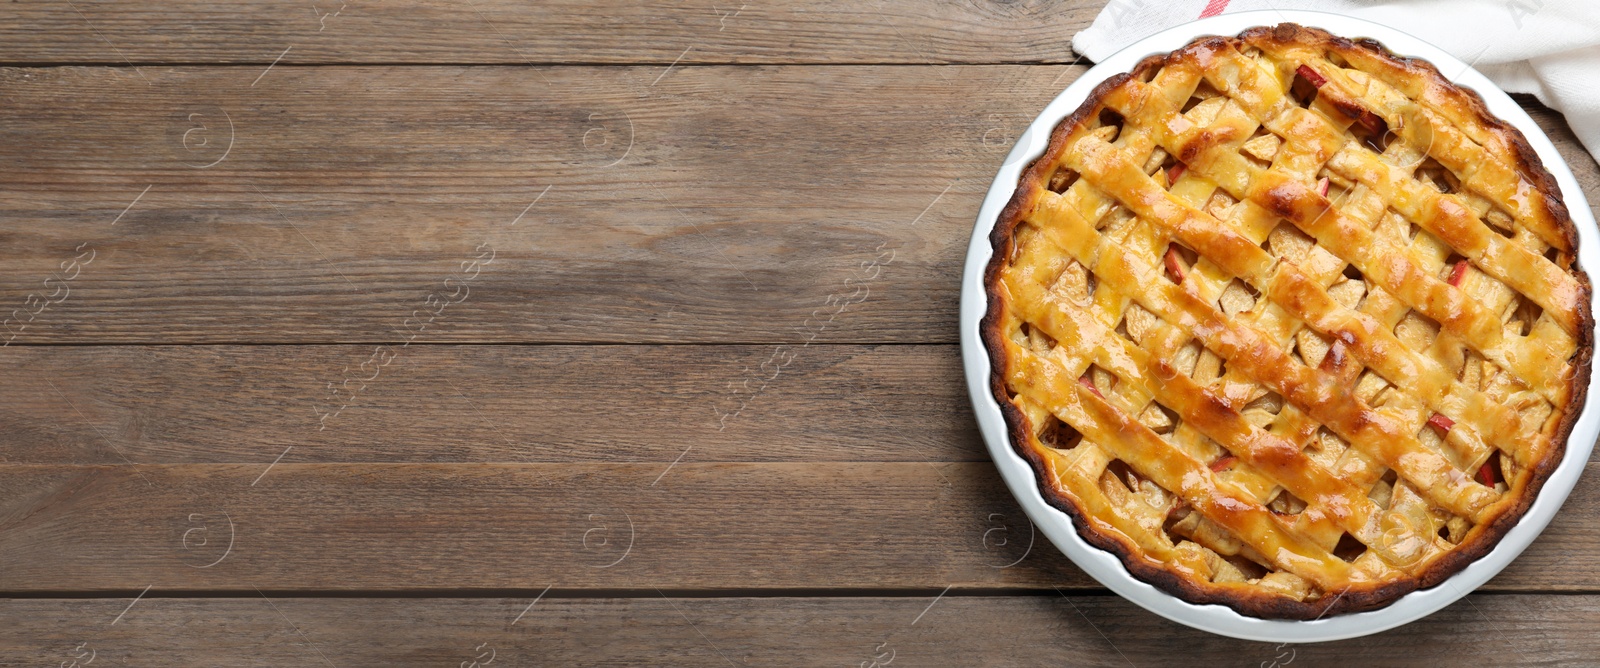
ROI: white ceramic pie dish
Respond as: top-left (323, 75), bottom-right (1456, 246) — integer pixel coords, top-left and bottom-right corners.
top-left (959, 9), bottom-right (1599, 642)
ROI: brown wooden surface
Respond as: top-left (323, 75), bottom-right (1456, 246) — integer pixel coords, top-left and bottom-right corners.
top-left (2, 0), bottom-right (1598, 665)
top-left (0, 1), bottom-right (1099, 64)
top-left (0, 63), bottom-right (1078, 344)
top-left (1, 595), bottom-right (1592, 666)
top-left (0, 345), bottom-right (983, 464)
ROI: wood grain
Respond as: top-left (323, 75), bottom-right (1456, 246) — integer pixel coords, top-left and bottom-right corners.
top-left (0, 1), bottom-right (1099, 65)
top-left (0, 462), bottom-right (1082, 592)
top-left (0, 344), bottom-right (981, 465)
top-left (0, 64), bottom-right (1077, 344)
top-left (1, 594), bottom-right (1590, 666)
top-left (2, 461), bottom-right (1598, 593)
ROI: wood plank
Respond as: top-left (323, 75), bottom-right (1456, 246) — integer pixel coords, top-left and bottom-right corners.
top-left (0, 64), bottom-right (1079, 344)
top-left (0, 462), bottom-right (1082, 592)
top-left (0, 594), bottom-right (1591, 666)
top-left (2, 461), bottom-right (1598, 592)
top-left (0, 344), bottom-right (982, 464)
top-left (0, 1), bottom-right (1102, 65)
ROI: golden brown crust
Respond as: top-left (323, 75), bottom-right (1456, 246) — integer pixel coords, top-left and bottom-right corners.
top-left (981, 23), bottom-right (1593, 619)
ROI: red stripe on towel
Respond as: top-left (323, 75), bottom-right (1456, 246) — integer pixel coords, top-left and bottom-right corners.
top-left (1199, 0), bottom-right (1230, 18)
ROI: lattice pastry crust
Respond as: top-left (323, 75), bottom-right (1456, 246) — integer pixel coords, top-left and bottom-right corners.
top-left (982, 24), bottom-right (1593, 618)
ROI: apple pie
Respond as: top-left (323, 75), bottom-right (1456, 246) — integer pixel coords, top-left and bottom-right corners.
top-left (982, 23), bottom-right (1592, 618)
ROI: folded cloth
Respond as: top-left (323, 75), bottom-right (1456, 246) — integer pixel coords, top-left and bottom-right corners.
top-left (1072, 0), bottom-right (1600, 163)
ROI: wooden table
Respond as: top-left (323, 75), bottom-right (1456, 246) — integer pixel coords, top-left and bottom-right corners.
top-left (2, 2), bottom-right (1597, 665)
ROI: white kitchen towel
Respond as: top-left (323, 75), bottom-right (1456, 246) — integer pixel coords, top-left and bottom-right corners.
top-left (1072, 0), bottom-right (1600, 163)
